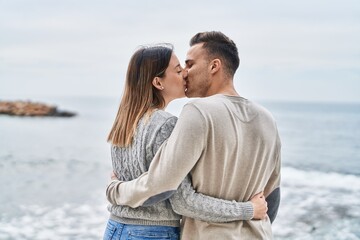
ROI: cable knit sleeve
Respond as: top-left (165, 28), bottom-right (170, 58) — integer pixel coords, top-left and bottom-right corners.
top-left (151, 116), bottom-right (177, 156)
top-left (169, 175), bottom-right (254, 222)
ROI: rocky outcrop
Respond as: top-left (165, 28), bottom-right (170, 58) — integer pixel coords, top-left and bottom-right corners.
top-left (0, 100), bottom-right (76, 117)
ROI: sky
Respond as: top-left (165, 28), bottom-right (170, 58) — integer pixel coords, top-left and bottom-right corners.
top-left (1, 0), bottom-right (359, 103)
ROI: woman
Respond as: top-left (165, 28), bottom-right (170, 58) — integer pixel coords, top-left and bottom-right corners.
top-left (104, 44), bottom-right (267, 240)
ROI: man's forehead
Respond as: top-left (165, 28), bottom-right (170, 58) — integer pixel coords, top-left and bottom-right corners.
top-left (186, 43), bottom-right (204, 60)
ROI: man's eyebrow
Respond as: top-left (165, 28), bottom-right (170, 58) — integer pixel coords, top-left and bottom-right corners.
top-left (185, 59), bottom-right (193, 64)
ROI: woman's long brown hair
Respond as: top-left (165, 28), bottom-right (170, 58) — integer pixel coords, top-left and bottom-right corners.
top-left (107, 44), bottom-right (173, 147)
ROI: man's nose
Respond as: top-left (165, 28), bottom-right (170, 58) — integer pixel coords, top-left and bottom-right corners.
top-left (182, 69), bottom-right (188, 78)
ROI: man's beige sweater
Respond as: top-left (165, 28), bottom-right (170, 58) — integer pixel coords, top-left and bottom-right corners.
top-left (107, 94), bottom-right (281, 240)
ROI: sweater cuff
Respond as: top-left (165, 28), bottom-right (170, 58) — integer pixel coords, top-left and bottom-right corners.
top-left (106, 180), bottom-right (124, 205)
top-left (241, 201), bottom-right (254, 220)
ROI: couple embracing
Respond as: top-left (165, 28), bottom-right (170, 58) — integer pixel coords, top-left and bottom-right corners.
top-left (103, 31), bottom-right (281, 240)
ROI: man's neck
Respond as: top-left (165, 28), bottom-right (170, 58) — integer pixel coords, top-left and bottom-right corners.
top-left (216, 89), bottom-right (239, 97)
top-left (205, 81), bottom-right (239, 97)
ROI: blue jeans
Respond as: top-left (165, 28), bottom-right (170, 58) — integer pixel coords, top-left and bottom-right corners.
top-left (103, 219), bottom-right (180, 240)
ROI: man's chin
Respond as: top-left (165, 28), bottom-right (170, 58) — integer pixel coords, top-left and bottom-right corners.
top-left (185, 91), bottom-right (199, 98)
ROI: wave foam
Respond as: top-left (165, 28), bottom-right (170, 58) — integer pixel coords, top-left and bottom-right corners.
top-left (0, 203), bottom-right (108, 240)
top-left (273, 167), bottom-right (360, 239)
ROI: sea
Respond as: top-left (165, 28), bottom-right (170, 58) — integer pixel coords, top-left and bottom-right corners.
top-left (0, 96), bottom-right (359, 240)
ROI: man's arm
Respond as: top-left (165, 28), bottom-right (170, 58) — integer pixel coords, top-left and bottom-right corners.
top-left (264, 131), bottom-right (281, 223)
top-left (266, 187), bottom-right (280, 223)
top-left (106, 103), bottom-right (207, 208)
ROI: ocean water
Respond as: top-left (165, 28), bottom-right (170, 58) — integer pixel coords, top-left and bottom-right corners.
top-left (0, 96), bottom-right (359, 240)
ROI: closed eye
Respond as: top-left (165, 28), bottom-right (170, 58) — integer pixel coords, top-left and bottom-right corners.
top-left (185, 60), bottom-right (193, 68)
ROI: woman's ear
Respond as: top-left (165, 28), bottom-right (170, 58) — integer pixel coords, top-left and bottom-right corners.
top-left (209, 59), bottom-right (221, 74)
top-left (152, 77), bottom-right (164, 90)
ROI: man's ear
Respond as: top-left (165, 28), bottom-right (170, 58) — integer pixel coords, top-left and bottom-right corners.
top-left (209, 59), bottom-right (221, 74)
top-left (152, 77), bottom-right (164, 90)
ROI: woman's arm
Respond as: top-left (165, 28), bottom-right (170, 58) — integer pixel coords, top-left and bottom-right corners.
top-left (169, 175), bottom-right (267, 222)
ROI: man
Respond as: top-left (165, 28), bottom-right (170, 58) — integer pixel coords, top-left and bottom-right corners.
top-left (107, 31), bottom-right (281, 239)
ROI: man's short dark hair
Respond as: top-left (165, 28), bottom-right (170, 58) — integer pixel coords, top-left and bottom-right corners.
top-left (190, 31), bottom-right (240, 77)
